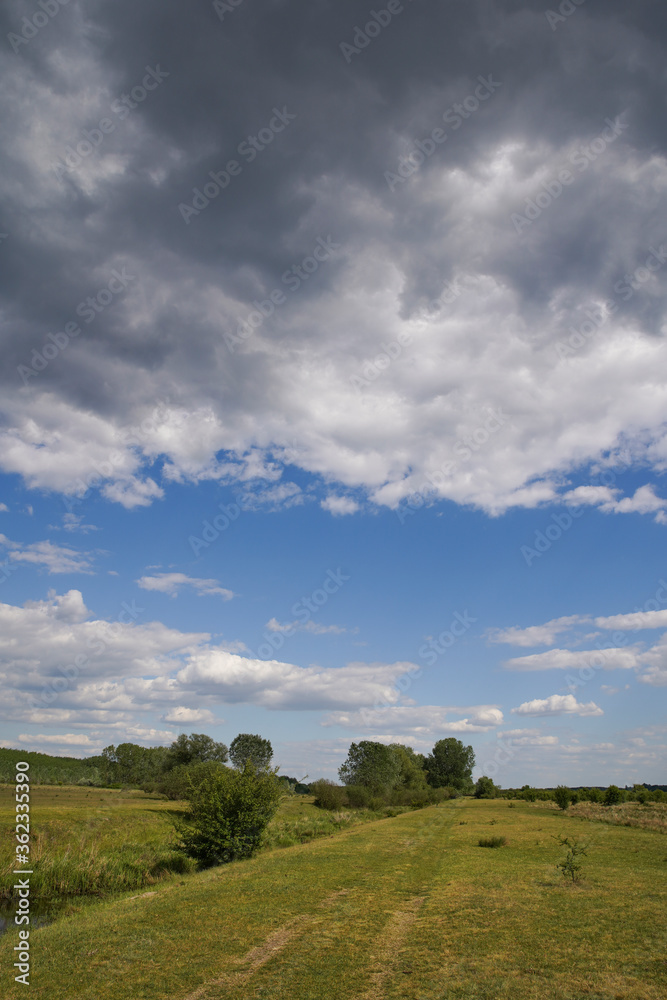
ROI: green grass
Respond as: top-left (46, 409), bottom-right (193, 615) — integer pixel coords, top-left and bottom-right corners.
top-left (1, 797), bottom-right (666, 998)
top-left (478, 835), bottom-right (507, 847)
top-left (0, 784), bottom-right (403, 906)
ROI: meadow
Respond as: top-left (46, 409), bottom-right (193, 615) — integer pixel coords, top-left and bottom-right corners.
top-left (0, 784), bottom-right (404, 909)
top-left (1, 791), bottom-right (666, 999)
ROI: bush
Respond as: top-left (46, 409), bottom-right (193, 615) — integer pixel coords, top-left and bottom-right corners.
top-left (585, 787), bottom-right (602, 803)
top-left (157, 760), bottom-right (225, 801)
top-left (554, 834), bottom-right (588, 882)
top-left (177, 760), bottom-right (282, 867)
top-left (604, 784), bottom-right (622, 806)
top-left (310, 779), bottom-right (347, 811)
top-left (474, 776), bottom-right (498, 799)
top-left (554, 785), bottom-right (572, 811)
top-left (478, 836), bottom-right (507, 848)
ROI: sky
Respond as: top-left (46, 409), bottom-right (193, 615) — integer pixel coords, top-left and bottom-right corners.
top-left (0, 0), bottom-right (666, 787)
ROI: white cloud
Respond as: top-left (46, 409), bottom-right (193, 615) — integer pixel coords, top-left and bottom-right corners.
top-left (495, 729), bottom-right (560, 747)
top-left (161, 706), bottom-right (217, 724)
top-left (594, 609), bottom-right (667, 631)
top-left (265, 617), bottom-right (351, 636)
top-left (0, 503), bottom-right (8, 512)
top-left (511, 694), bottom-right (603, 717)
top-left (504, 647), bottom-right (640, 672)
top-left (321, 496), bottom-right (360, 516)
top-left (489, 615), bottom-right (586, 647)
top-left (23, 589), bottom-right (91, 624)
top-left (563, 484), bottom-right (667, 523)
top-left (175, 654), bottom-right (417, 712)
top-left (321, 704), bottom-right (504, 735)
top-left (0, 535), bottom-right (95, 574)
top-left (562, 485), bottom-right (619, 506)
top-left (137, 573), bottom-right (234, 600)
top-left (18, 733), bottom-right (101, 748)
top-left (637, 635), bottom-right (667, 686)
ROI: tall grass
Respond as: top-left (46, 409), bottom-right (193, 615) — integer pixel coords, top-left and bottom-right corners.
top-left (567, 801), bottom-right (667, 833)
top-left (0, 785), bottom-right (410, 906)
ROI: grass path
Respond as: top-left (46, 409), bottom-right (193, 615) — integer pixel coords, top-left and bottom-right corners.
top-left (1, 799), bottom-right (666, 999)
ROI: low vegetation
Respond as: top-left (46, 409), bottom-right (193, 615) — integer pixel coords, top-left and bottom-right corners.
top-left (478, 834), bottom-right (507, 847)
top-left (1, 798), bottom-right (665, 999)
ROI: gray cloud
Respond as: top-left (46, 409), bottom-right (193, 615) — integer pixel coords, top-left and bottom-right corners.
top-left (2, 1), bottom-right (667, 513)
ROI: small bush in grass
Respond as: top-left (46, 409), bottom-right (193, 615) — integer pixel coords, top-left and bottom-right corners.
top-left (478, 835), bottom-right (507, 848)
top-left (604, 784), bottom-right (622, 806)
top-left (554, 785), bottom-right (572, 811)
top-left (554, 834), bottom-right (588, 882)
top-left (310, 779), bottom-right (347, 811)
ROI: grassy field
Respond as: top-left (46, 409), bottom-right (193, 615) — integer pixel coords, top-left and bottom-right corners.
top-left (1, 795), bottom-right (666, 999)
top-left (0, 784), bottom-right (405, 906)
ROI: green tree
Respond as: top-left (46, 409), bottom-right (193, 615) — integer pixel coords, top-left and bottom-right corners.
top-left (388, 744), bottom-right (428, 790)
top-left (229, 733), bottom-right (273, 771)
top-left (338, 741), bottom-right (401, 792)
top-left (474, 775), bottom-right (497, 799)
top-left (177, 760), bottom-right (282, 867)
top-left (426, 739), bottom-right (475, 791)
top-left (165, 733), bottom-right (229, 771)
top-left (554, 785), bottom-right (572, 811)
top-left (604, 784), bottom-right (622, 806)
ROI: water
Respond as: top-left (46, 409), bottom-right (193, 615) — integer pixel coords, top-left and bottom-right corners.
top-left (0, 903), bottom-right (58, 936)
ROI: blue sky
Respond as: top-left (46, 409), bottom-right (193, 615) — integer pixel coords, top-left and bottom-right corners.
top-left (1, 459), bottom-right (665, 786)
top-left (1, 0), bottom-right (666, 785)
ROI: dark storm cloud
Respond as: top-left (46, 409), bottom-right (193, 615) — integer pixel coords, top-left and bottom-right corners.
top-left (1, 0), bottom-right (667, 511)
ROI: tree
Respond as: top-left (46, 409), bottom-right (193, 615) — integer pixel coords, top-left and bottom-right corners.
top-left (426, 739), bottom-right (475, 790)
top-left (604, 784), bottom-right (622, 806)
top-left (229, 733), bottom-right (273, 771)
top-left (164, 733), bottom-right (229, 771)
top-left (338, 741), bottom-right (401, 792)
top-left (388, 744), bottom-right (428, 790)
top-left (554, 785), bottom-right (572, 811)
top-left (474, 775), bottom-right (497, 799)
top-left (177, 760), bottom-right (282, 867)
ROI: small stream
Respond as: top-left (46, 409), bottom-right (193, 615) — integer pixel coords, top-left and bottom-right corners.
top-left (0, 902), bottom-right (60, 936)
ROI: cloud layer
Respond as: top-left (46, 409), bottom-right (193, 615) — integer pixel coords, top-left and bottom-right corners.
top-left (1, 1), bottom-right (667, 518)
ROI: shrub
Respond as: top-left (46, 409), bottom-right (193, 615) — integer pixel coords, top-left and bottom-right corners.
top-left (310, 779), bottom-right (347, 811)
top-left (554, 785), bottom-right (572, 811)
top-left (554, 834), bottom-right (588, 882)
top-left (177, 760), bottom-right (282, 867)
top-left (585, 787), bottom-right (602, 803)
top-left (474, 776), bottom-right (498, 799)
top-left (604, 784), bottom-right (622, 806)
top-left (478, 836), bottom-right (507, 848)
